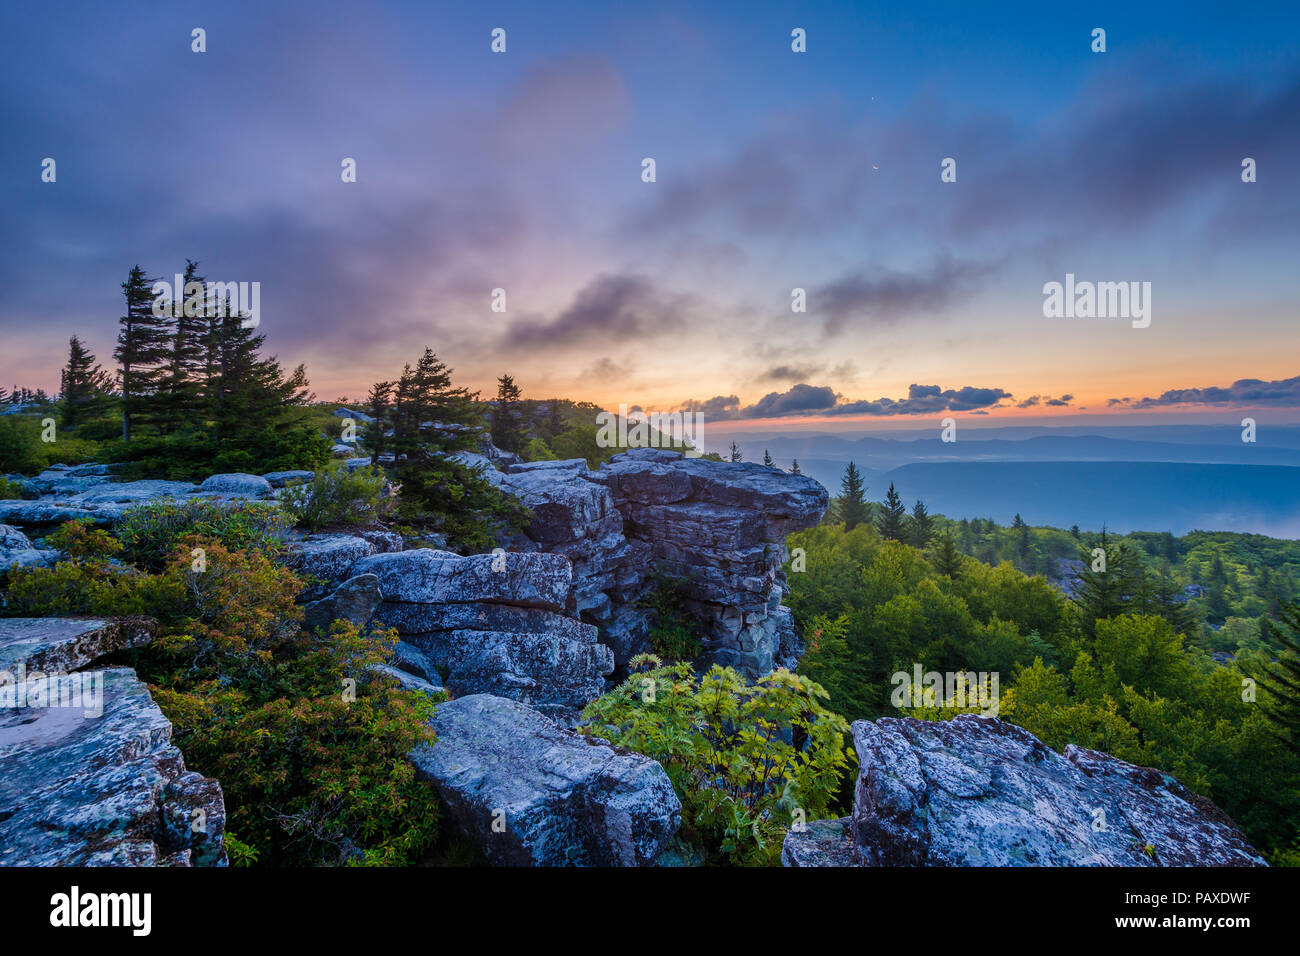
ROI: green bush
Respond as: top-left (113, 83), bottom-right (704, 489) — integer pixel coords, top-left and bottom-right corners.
top-left (395, 456), bottom-right (531, 553)
top-left (2, 534), bottom-right (443, 866)
top-left (133, 540), bottom-right (440, 866)
top-left (115, 498), bottom-right (291, 571)
top-left (2, 558), bottom-right (186, 618)
top-left (281, 464), bottom-right (395, 531)
top-left (44, 518), bottom-right (123, 560)
top-left (0, 476), bottom-right (22, 500)
top-left (581, 656), bottom-right (853, 865)
top-left (636, 571), bottom-right (703, 661)
top-left (0, 414), bottom-right (99, 473)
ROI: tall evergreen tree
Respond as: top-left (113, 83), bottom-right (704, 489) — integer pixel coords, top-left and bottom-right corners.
top-left (789, 459), bottom-right (801, 475)
top-left (59, 335), bottom-right (113, 427)
top-left (763, 449), bottom-right (774, 467)
top-left (837, 461), bottom-right (869, 532)
top-left (204, 306), bottom-right (316, 470)
top-left (1257, 602), bottom-right (1300, 748)
top-left (114, 265), bottom-right (171, 441)
top-left (877, 482), bottom-right (907, 541)
top-left (1072, 527), bottom-right (1135, 638)
top-left (933, 527), bottom-right (962, 579)
top-left (728, 441), bottom-right (743, 462)
top-left (1206, 552), bottom-right (1231, 621)
top-left (490, 373), bottom-right (526, 453)
top-left (908, 499), bottom-right (934, 548)
top-left (361, 380), bottom-right (393, 466)
top-left (153, 259), bottom-right (209, 434)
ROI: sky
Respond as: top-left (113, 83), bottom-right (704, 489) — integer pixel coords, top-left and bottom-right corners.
top-left (2, 0), bottom-right (1298, 429)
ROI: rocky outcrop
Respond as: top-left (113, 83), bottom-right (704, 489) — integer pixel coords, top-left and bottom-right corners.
top-left (780, 818), bottom-right (858, 867)
top-left (0, 523), bottom-right (52, 572)
top-left (367, 551), bottom-right (613, 717)
top-left (0, 617), bottom-right (156, 674)
top-left (355, 549), bottom-right (571, 610)
top-left (781, 714), bottom-right (1268, 867)
top-left (198, 473), bottom-right (273, 498)
top-left (302, 573), bottom-right (382, 630)
top-left (414, 694), bottom-right (680, 866)
top-left (0, 667), bottom-right (226, 866)
top-left (281, 531), bottom-right (401, 588)
top-left (500, 462), bottom-right (654, 667)
top-left (498, 450), bottom-right (827, 677)
top-left (262, 470), bottom-right (315, 488)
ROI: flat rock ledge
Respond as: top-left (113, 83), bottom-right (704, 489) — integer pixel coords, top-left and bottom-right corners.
top-left (413, 694), bottom-right (680, 866)
top-left (0, 667), bottom-right (225, 866)
top-left (782, 714), bottom-right (1268, 867)
top-left (0, 616), bottom-right (156, 674)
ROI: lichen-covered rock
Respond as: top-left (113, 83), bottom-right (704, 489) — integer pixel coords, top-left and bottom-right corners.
top-left (198, 473), bottom-right (273, 498)
top-left (839, 714), bottom-right (1267, 867)
top-left (780, 817), bottom-right (857, 867)
top-left (0, 523), bottom-right (50, 571)
top-left (281, 532), bottom-right (381, 585)
top-left (262, 470), bottom-right (315, 488)
top-left (413, 694), bottom-right (680, 866)
top-left (353, 549), bottom-right (571, 611)
top-left (0, 667), bottom-right (225, 866)
top-left (496, 449), bottom-right (827, 677)
top-left (0, 617), bottom-right (156, 674)
top-left (302, 574), bottom-right (382, 630)
top-left (0, 500), bottom-right (111, 527)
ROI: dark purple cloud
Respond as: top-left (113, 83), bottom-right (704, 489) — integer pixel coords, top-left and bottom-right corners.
top-left (1116, 375), bottom-right (1300, 409)
top-left (678, 381), bottom-right (1011, 419)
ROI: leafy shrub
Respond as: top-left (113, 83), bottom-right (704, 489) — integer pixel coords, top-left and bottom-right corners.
top-left (0, 476), bottom-right (22, 500)
top-left (636, 571), bottom-right (703, 661)
top-left (2, 558), bottom-right (185, 618)
top-left (0, 415), bottom-right (99, 473)
top-left (581, 656), bottom-right (853, 865)
top-left (396, 456), bottom-right (530, 553)
top-left (44, 518), bottom-right (123, 560)
top-left (281, 464), bottom-right (395, 531)
top-left (125, 539), bottom-right (442, 865)
top-left (519, 437), bottom-right (557, 462)
top-left (115, 498), bottom-right (291, 571)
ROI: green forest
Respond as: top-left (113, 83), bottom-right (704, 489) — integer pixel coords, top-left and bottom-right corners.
top-left (784, 465), bottom-right (1300, 863)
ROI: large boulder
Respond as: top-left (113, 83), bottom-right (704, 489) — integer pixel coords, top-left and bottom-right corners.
top-left (0, 617), bottom-right (156, 674)
top-left (414, 694), bottom-right (680, 866)
top-left (198, 473), bottom-right (273, 498)
top-left (792, 714), bottom-right (1268, 867)
top-left (262, 470), bottom-right (315, 488)
top-left (0, 524), bottom-right (50, 571)
top-left (302, 574), bottom-right (382, 631)
top-left (0, 667), bottom-right (225, 866)
top-left (353, 549), bottom-right (571, 611)
top-left (281, 532), bottom-right (388, 586)
top-left (495, 449), bottom-right (828, 677)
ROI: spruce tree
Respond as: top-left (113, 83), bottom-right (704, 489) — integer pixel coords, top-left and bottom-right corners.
top-left (837, 461), bottom-right (869, 532)
top-left (934, 528), bottom-right (962, 579)
top-left (789, 459), bottom-right (801, 475)
top-left (729, 442), bottom-right (743, 462)
top-left (154, 259), bottom-right (208, 434)
top-left (59, 335), bottom-right (113, 427)
top-left (114, 265), bottom-right (171, 441)
top-left (205, 306), bottom-right (316, 471)
top-left (908, 499), bottom-right (934, 548)
top-left (1257, 602), bottom-right (1300, 747)
top-left (877, 482), bottom-right (907, 541)
top-left (763, 449), bottom-right (774, 467)
top-left (362, 380), bottom-right (393, 466)
top-left (1072, 527), bottom-right (1132, 638)
top-left (490, 373), bottom-right (526, 453)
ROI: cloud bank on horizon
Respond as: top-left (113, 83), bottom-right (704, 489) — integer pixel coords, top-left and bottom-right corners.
top-left (1, 0), bottom-right (1298, 423)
